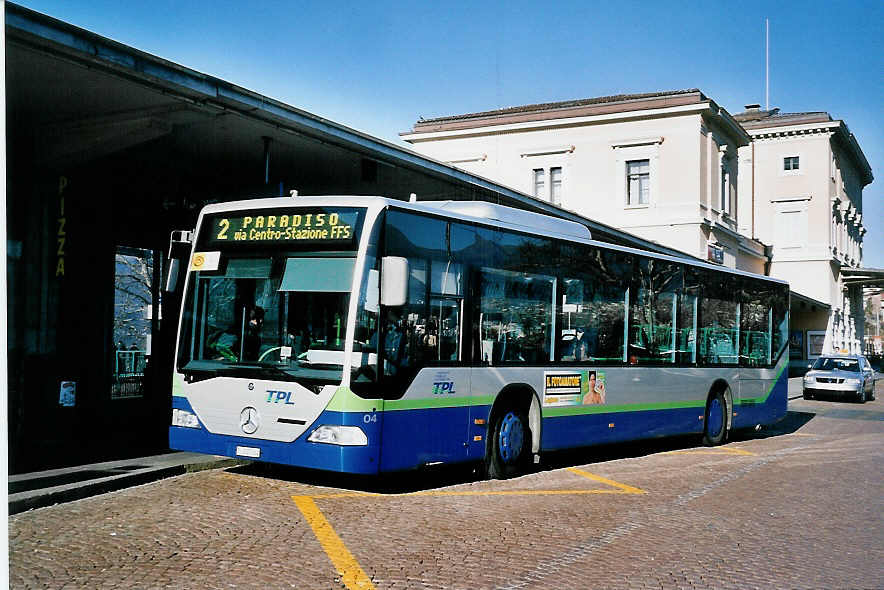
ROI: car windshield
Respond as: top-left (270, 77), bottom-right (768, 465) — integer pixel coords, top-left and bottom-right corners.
top-left (812, 357), bottom-right (859, 372)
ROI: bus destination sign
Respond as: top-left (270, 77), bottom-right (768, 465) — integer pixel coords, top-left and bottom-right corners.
top-left (204, 209), bottom-right (361, 247)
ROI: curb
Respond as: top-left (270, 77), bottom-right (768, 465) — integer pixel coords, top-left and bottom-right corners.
top-left (9, 458), bottom-right (244, 515)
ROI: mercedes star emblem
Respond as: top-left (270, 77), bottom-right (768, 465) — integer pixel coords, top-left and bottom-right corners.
top-left (240, 406), bottom-right (259, 434)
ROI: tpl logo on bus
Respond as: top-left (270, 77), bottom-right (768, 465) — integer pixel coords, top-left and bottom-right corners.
top-left (432, 381), bottom-right (456, 395)
top-left (266, 390), bottom-right (296, 405)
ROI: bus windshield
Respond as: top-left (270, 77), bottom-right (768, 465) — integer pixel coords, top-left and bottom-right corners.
top-left (177, 205), bottom-right (369, 385)
top-left (177, 256), bottom-right (356, 383)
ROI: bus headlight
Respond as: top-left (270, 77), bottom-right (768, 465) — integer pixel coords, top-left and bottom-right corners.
top-left (172, 408), bottom-right (201, 429)
top-left (307, 425), bottom-right (368, 446)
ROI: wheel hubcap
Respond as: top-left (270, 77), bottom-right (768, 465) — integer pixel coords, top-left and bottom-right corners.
top-left (708, 397), bottom-right (723, 438)
top-left (499, 412), bottom-right (524, 464)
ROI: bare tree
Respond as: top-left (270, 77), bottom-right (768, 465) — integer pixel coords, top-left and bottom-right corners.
top-left (114, 251), bottom-right (153, 349)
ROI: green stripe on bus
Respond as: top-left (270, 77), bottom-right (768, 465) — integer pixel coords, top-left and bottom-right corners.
top-left (325, 387), bottom-right (382, 413)
top-left (735, 361), bottom-right (788, 405)
top-left (544, 399), bottom-right (705, 417)
top-left (385, 395), bottom-right (496, 411)
top-left (172, 372), bottom-right (185, 396)
top-left (324, 354), bottom-right (788, 415)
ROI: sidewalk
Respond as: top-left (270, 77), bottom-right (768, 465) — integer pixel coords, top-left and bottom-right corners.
top-left (788, 376), bottom-right (804, 400)
top-left (8, 452), bottom-right (243, 515)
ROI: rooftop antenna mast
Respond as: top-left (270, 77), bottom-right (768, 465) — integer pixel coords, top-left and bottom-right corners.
top-left (765, 18), bottom-right (770, 111)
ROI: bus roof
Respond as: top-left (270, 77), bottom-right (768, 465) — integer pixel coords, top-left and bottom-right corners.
top-left (197, 195), bottom-right (788, 287)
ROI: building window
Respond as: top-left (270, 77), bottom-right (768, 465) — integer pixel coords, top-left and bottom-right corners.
top-left (533, 168), bottom-right (545, 199)
top-left (783, 156), bottom-right (800, 171)
top-left (775, 206), bottom-right (808, 248)
top-left (550, 167), bottom-right (562, 205)
top-left (720, 158), bottom-right (735, 217)
top-left (831, 212), bottom-right (838, 254)
top-left (720, 167), bottom-right (730, 213)
top-left (626, 159), bottom-right (649, 205)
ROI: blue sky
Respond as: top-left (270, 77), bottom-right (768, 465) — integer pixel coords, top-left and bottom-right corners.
top-left (15, 0), bottom-right (883, 266)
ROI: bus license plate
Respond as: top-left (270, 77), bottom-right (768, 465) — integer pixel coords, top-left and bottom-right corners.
top-left (236, 446), bottom-right (261, 458)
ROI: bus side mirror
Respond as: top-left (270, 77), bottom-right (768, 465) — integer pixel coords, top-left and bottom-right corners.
top-left (165, 230), bottom-right (193, 293)
top-left (381, 256), bottom-right (408, 306)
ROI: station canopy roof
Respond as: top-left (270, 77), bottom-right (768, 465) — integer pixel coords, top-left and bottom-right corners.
top-left (841, 267), bottom-right (884, 288)
top-left (5, 2), bottom-right (697, 260)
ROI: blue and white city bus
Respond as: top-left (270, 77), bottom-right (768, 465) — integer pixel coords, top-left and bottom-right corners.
top-left (169, 196), bottom-right (789, 478)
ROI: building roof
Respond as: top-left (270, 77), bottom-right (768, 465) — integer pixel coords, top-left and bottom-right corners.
top-left (405, 88), bottom-right (749, 146)
top-left (415, 89), bottom-right (706, 125)
top-left (732, 107), bottom-right (833, 129)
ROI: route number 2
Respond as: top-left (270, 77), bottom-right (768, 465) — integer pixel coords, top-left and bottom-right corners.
top-left (217, 218), bottom-right (230, 240)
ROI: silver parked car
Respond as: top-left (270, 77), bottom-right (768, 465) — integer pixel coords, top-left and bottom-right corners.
top-left (803, 355), bottom-right (877, 403)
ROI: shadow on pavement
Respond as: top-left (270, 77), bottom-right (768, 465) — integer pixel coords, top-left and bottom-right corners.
top-left (729, 410), bottom-right (816, 440)
top-left (226, 411), bottom-right (819, 493)
top-left (228, 460), bottom-right (484, 494)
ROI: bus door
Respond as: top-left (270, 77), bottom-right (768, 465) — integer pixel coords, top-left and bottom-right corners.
top-left (421, 260), bottom-right (471, 461)
top-left (377, 252), bottom-right (471, 469)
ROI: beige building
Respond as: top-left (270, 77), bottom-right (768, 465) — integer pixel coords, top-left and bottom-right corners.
top-left (733, 106), bottom-right (873, 358)
top-left (402, 90), bottom-right (875, 363)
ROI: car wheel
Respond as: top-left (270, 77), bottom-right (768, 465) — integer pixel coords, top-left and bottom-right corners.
top-left (857, 389), bottom-right (866, 404)
top-left (803, 389), bottom-right (812, 400)
top-left (486, 405), bottom-right (530, 479)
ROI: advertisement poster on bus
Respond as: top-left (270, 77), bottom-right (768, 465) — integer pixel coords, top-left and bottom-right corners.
top-left (543, 371), bottom-right (606, 406)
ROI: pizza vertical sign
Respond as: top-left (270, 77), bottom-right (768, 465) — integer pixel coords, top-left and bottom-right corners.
top-left (56, 176), bottom-right (68, 277)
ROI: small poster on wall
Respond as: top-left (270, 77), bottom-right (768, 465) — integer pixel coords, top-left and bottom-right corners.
top-left (807, 331), bottom-right (826, 359)
top-left (59, 381), bottom-right (76, 407)
top-left (789, 331), bottom-right (804, 360)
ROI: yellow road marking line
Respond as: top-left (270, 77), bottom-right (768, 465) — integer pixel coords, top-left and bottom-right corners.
top-left (566, 467), bottom-right (647, 494)
top-left (663, 447), bottom-right (756, 456)
top-left (292, 495), bottom-right (375, 590)
top-left (291, 470), bottom-right (645, 586)
top-left (311, 489), bottom-right (636, 499)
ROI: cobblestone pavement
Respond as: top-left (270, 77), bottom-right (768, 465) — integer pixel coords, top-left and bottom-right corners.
top-left (10, 381), bottom-right (884, 589)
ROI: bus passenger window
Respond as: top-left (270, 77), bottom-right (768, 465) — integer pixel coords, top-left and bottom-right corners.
top-left (699, 296), bottom-right (738, 365)
top-left (479, 268), bottom-right (554, 364)
top-left (629, 258), bottom-right (680, 365)
top-left (740, 301), bottom-right (771, 367)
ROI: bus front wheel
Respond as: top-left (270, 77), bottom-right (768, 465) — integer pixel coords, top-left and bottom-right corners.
top-left (486, 405), bottom-right (530, 479)
top-left (703, 389), bottom-right (729, 446)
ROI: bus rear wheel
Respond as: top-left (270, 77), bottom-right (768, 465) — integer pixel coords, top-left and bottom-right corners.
top-left (486, 406), bottom-right (530, 479)
top-left (703, 389), bottom-right (728, 446)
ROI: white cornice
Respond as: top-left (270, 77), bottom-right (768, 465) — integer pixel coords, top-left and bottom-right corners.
top-left (401, 103), bottom-right (711, 142)
top-left (745, 121), bottom-right (840, 138)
